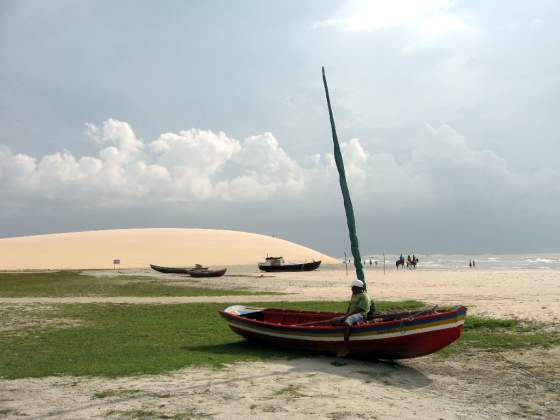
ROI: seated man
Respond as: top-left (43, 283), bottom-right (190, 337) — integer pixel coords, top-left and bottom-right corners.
top-left (334, 279), bottom-right (371, 357)
top-left (297, 280), bottom-right (371, 357)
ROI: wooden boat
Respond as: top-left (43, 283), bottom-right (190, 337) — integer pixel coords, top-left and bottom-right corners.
top-left (189, 268), bottom-right (227, 278)
top-left (150, 264), bottom-right (207, 274)
top-left (220, 69), bottom-right (467, 358)
top-left (219, 305), bottom-right (466, 359)
top-left (258, 257), bottom-right (321, 272)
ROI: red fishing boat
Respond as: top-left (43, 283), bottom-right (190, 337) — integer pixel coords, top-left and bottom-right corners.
top-left (219, 68), bottom-right (467, 359)
top-left (219, 305), bottom-right (466, 359)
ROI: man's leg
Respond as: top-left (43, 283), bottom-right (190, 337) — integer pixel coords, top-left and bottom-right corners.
top-left (336, 324), bottom-right (351, 357)
top-left (336, 313), bottom-right (363, 357)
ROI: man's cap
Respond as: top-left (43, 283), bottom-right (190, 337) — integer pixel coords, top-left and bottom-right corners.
top-left (351, 280), bottom-right (364, 288)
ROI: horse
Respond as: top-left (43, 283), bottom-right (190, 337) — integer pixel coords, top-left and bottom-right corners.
top-left (396, 259), bottom-right (405, 270)
top-left (407, 257), bottom-right (419, 269)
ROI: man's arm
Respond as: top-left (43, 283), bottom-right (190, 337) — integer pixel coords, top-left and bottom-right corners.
top-left (342, 308), bottom-right (363, 320)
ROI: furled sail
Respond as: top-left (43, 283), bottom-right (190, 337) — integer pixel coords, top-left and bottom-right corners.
top-left (322, 67), bottom-right (366, 289)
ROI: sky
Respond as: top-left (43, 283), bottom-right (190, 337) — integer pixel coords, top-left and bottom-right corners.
top-left (1, 0), bottom-right (559, 256)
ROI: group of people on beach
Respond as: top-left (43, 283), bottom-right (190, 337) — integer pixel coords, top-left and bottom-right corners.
top-left (397, 253), bottom-right (419, 270)
top-left (344, 258), bottom-right (379, 267)
top-left (366, 258), bottom-right (378, 267)
top-left (468, 259), bottom-right (476, 268)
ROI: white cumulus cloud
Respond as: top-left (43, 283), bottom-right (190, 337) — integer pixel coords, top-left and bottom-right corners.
top-left (1, 119), bottom-right (307, 205)
top-left (1, 118), bottom-right (553, 223)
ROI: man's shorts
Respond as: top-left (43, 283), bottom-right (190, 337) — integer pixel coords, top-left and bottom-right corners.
top-left (344, 313), bottom-right (365, 326)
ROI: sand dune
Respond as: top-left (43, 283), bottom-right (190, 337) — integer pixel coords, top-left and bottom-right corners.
top-left (0, 228), bottom-right (337, 270)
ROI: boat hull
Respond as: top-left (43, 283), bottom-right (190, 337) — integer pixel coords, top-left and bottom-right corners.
top-left (258, 260), bottom-right (321, 272)
top-left (150, 264), bottom-right (208, 274)
top-left (219, 305), bottom-right (466, 359)
top-left (189, 268), bottom-right (227, 278)
top-left (150, 264), bottom-right (193, 274)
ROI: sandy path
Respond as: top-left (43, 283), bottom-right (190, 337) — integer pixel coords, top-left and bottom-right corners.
top-left (2, 268), bottom-right (559, 324)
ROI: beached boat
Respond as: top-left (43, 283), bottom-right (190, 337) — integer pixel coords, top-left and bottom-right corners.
top-left (220, 68), bottom-right (466, 358)
top-left (258, 257), bottom-right (321, 272)
top-left (219, 305), bottom-right (466, 359)
top-left (150, 264), bottom-right (207, 274)
top-left (189, 268), bottom-right (227, 278)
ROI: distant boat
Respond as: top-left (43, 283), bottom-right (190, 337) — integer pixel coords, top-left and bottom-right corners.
top-left (219, 305), bottom-right (466, 359)
top-left (258, 257), bottom-right (321, 272)
top-left (150, 264), bottom-right (207, 274)
top-left (189, 268), bottom-right (227, 278)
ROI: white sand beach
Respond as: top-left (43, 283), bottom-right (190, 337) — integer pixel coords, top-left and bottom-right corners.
top-left (2, 346), bottom-right (558, 419)
top-left (1, 236), bottom-right (559, 419)
top-left (2, 266), bottom-right (558, 324)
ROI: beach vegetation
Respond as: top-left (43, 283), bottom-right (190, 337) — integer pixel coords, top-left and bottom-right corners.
top-left (0, 301), bottom-right (419, 379)
top-left (93, 388), bottom-right (141, 399)
top-left (0, 271), bottom-right (269, 297)
top-left (273, 384), bottom-right (306, 398)
top-left (105, 409), bottom-right (161, 419)
top-left (515, 402), bottom-right (542, 417)
top-left (103, 407), bottom-right (211, 419)
top-left (438, 316), bottom-right (559, 357)
top-left (0, 409), bottom-right (20, 417)
top-left (1, 300), bottom-right (556, 379)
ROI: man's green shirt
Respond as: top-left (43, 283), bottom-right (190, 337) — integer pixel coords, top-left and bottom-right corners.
top-left (349, 292), bottom-right (371, 314)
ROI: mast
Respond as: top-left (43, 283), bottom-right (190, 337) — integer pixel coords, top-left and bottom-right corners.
top-left (322, 67), bottom-right (366, 289)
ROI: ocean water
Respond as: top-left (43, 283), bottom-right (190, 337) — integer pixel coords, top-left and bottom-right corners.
top-left (344, 254), bottom-right (560, 270)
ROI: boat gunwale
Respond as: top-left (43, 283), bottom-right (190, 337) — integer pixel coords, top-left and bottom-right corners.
top-left (219, 306), bottom-right (466, 335)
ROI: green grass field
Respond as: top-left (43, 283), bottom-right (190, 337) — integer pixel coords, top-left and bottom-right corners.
top-left (0, 271), bottom-right (271, 297)
top-left (439, 316), bottom-right (559, 357)
top-left (1, 300), bottom-right (558, 379)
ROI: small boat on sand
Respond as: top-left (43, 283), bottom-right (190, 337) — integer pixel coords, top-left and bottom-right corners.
top-left (219, 305), bottom-right (466, 359)
top-left (150, 264), bottom-right (207, 274)
top-left (189, 268), bottom-right (227, 278)
top-left (220, 68), bottom-right (466, 358)
top-left (258, 257), bottom-right (321, 272)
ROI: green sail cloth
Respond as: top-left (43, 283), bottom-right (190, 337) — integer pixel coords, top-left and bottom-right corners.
top-left (322, 67), bottom-right (366, 288)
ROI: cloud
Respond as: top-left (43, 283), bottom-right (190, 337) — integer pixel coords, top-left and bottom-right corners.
top-left (1, 119), bottom-right (307, 205)
top-left (1, 119), bottom-right (555, 223)
top-left (3, 118), bottom-right (560, 254)
top-left (306, 124), bottom-right (544, 217)
top-left (312, 0), bottom-right (463, 33)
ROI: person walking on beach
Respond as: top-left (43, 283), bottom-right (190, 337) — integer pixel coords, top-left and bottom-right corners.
top-left (469, 260), bottom-right (472, 268)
